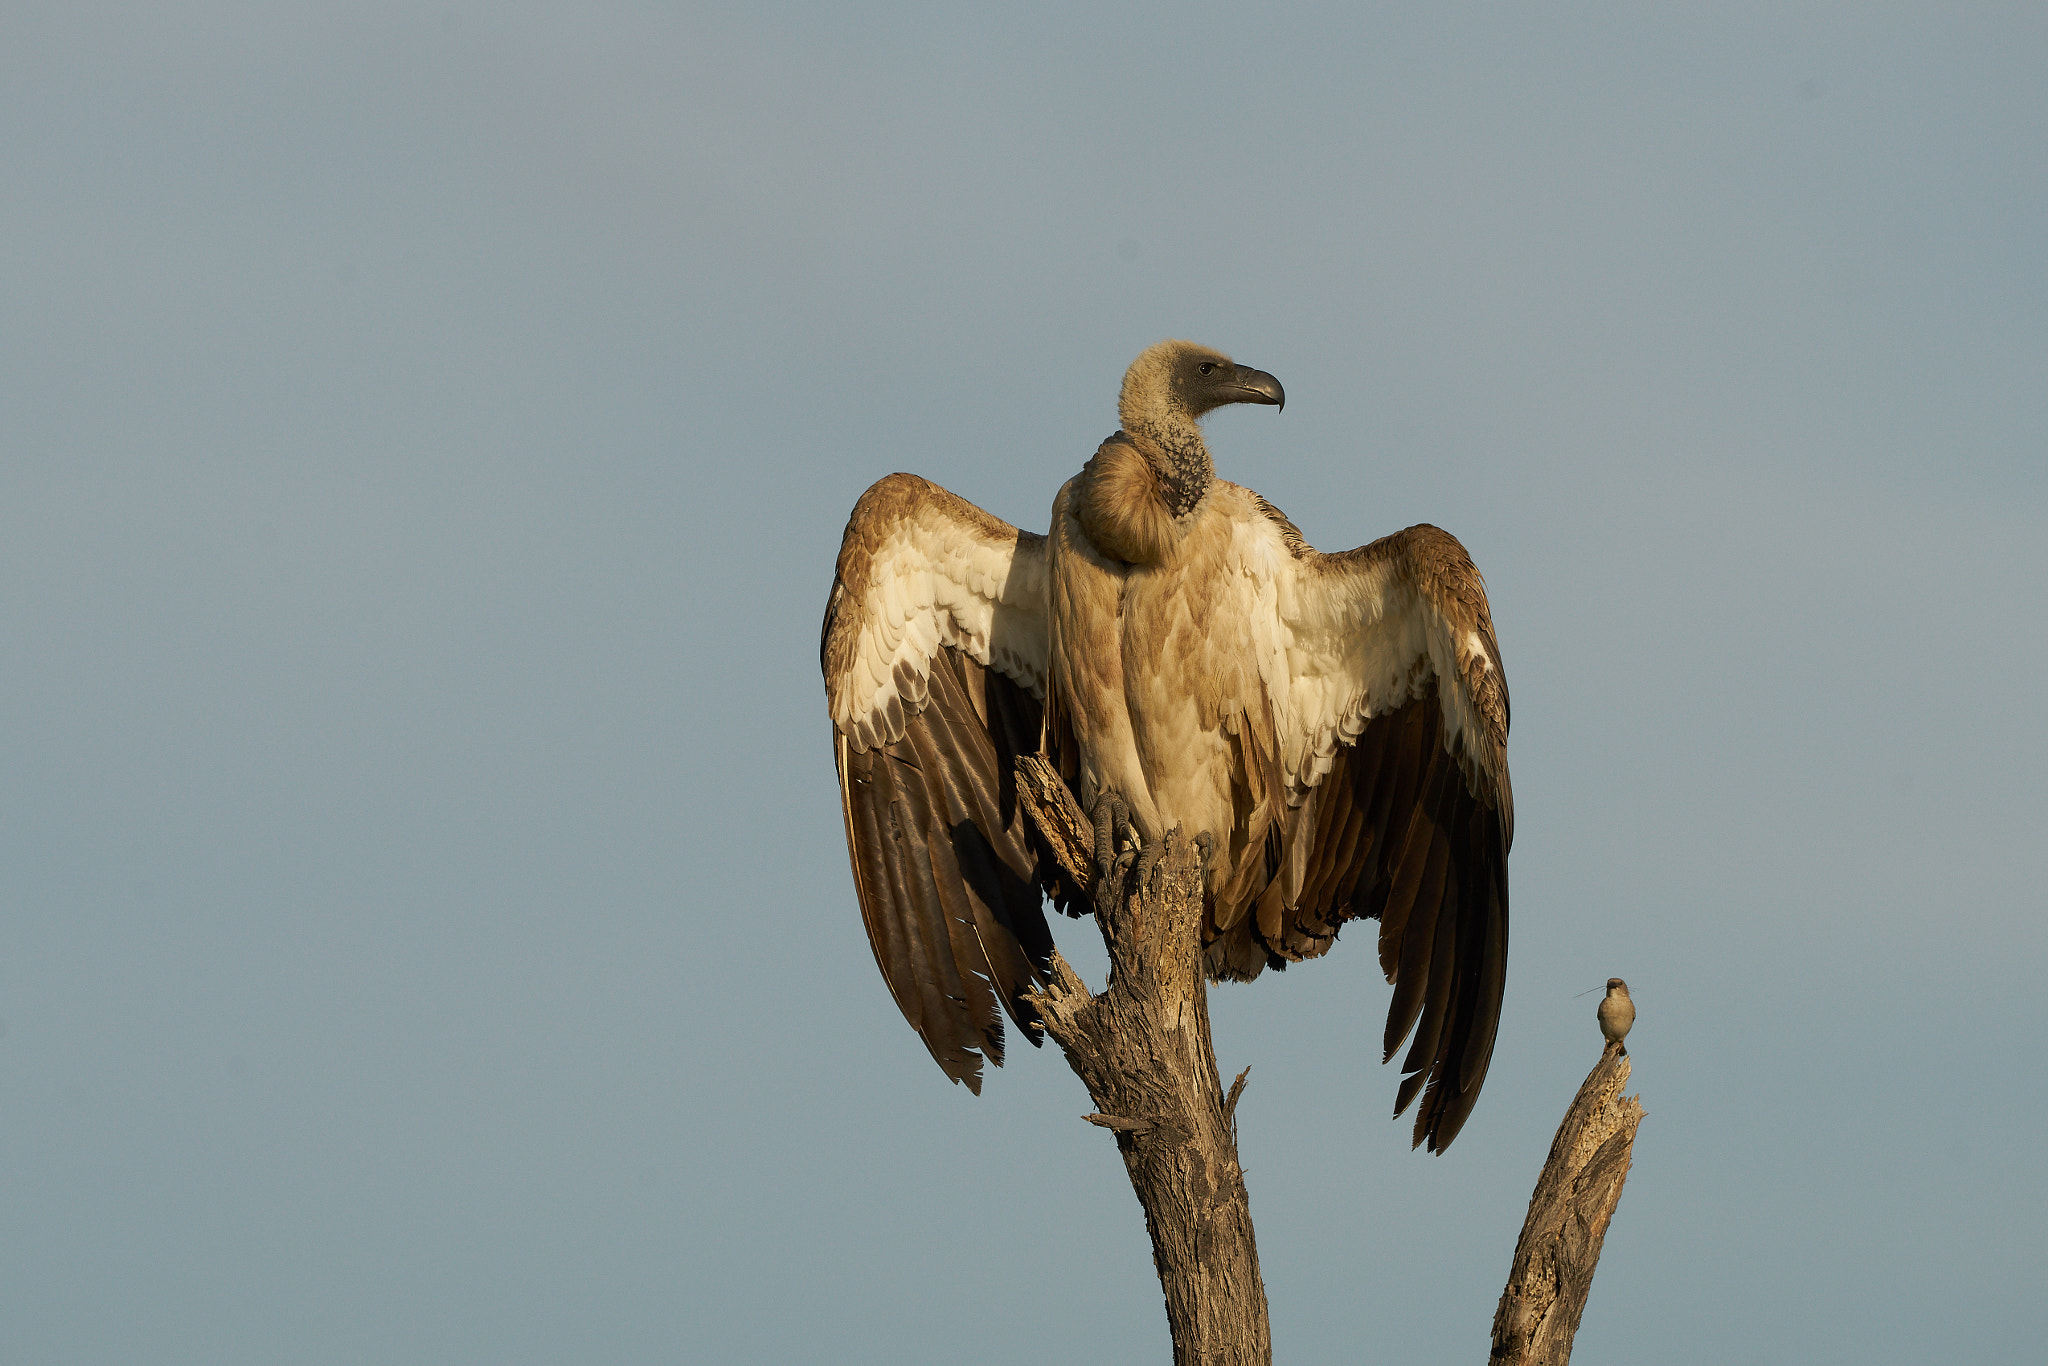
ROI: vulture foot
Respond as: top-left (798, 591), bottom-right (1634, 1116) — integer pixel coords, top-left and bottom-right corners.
top-left (1090, 793), bottom-right (1140, 883)
top-left (1132, 841), bottom-right (1166, 895)
top-left (1135, 827), bottom-right (1211, 895)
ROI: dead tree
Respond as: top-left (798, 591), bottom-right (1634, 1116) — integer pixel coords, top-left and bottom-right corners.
top-left (1015, 754), bottom-right (1644, 1366)
top-left (1489, 1043), bottom-right (1646, 1364)
top-left (1016, 754), bottom-right (1270, 1366)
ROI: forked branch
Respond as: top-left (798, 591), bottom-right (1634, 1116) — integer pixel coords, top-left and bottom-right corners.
top-left (1014, 757), bottom-right (1644, 1366)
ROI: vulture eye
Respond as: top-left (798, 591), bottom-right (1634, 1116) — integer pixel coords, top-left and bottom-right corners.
top-left (1197, 362), bottom-right (1216, 375)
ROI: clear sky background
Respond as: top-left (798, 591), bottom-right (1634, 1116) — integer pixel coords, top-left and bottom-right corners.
top-left (3, 3), bottom-right (2043, 1363)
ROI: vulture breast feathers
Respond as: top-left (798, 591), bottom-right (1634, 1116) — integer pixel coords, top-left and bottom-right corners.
top-left (822, 340), bottom-right (1513, 1152)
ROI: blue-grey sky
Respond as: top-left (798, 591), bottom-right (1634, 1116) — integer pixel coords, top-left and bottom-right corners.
top-left (3, 3), bottom-right (2043, 1362)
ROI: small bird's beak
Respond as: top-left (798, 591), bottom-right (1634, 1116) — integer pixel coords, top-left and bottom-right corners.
top-left (1232, 365), bottom-right (1285, 411)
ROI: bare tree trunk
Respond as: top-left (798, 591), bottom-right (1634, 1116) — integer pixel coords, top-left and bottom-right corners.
top-left (1017, 755), bottom-right (1271, 1366)
top-left (1489, 1043), bottom-right (1646, 1365)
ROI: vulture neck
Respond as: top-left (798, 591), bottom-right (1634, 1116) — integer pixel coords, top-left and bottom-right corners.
top-left (1077, 416), bottom-right (1214, 569)
top-left (1127, 414), bottom-right (1214, 519)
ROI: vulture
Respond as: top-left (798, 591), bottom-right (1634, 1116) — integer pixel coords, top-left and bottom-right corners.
top-left (821, 340), bottom-right (1512, 1151)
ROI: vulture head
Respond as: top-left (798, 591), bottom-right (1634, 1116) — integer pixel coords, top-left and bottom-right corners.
top-left (1118, 339), bottom-right (1285, 431)
top-left (1104, 340), bottom-right (1285, 528)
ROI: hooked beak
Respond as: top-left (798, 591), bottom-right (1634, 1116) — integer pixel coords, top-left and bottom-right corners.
top-left (1231, 365), bottom-right (1285, 411)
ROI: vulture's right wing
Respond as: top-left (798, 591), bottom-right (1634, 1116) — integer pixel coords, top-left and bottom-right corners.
top-left (1243, 503), bottom-right (1513, 1153)
top-left (822, 474), bottom-right (1055, 1092)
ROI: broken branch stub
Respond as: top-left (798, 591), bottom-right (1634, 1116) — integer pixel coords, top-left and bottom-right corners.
top-left (1490, 1042), bottom-right (1646, 1365)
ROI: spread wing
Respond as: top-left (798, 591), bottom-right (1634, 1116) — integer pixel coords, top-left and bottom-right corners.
top-left (822, 473), bottom-right (1055, 1092)
top-left (1224, 497), bottom-right (1513, 1152)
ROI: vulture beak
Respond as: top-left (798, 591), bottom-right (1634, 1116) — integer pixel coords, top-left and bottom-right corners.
top-left (1231, 365), bottom-right (1285, 412)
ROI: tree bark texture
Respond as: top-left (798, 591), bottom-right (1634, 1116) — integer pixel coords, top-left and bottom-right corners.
top-left (1016, 755), bottom-right (1271, 1366)
top-left (1489, 1042), bottom-right (1646, 1365)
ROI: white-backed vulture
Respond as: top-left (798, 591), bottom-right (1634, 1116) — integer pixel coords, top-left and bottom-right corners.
top-left (821, 340), bottom-right (1512, 1151)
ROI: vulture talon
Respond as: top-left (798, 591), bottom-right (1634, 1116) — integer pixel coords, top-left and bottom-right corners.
top-left (1132, 841), bottom-right (1165, 894)
top-left (1112, 799), bottom-right (1142, 880)
top-left (1194, 831), bottom-right (1217, 871)
top-left (1115, 800), bottom-right (1139, 851)
top-left (1092, 793), bottom-right (1134, 882)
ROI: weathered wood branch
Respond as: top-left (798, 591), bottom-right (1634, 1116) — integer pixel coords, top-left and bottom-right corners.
top-left (1017, 754), bottom-right (1271, 1366)
top-left (1490, 1042), bottom-right (1646, 1365)
top-left (1015, 753), bottom-right (1097, 896)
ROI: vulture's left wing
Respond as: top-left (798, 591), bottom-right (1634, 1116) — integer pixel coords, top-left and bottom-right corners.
top-left (1239, 503), bottom-right (1513, 1152)
top-left (822, 474), bottom-right (1054, 1093)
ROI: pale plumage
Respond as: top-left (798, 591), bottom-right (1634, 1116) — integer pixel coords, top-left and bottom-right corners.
top-left (1598, 978), bottom-right (1635, 1055)
top-left (822, 340), bottom-right (1513, 1150)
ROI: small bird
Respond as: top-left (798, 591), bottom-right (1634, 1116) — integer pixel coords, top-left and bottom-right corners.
top-left (1597, 978), bottom-right (1635, 1055)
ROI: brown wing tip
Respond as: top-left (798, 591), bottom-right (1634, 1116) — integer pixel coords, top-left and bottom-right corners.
top-left (1397, 1071), bottom-right (1483, 1153)
top-left (930, 1038), bottom-right (988, 1095)
top-left (1393, 1067), bottom-right (1428, 1118)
